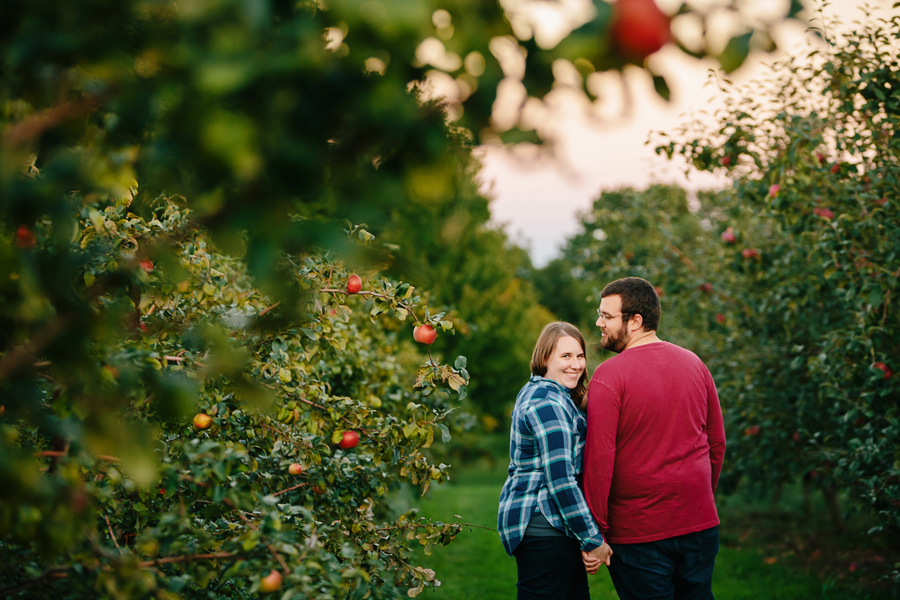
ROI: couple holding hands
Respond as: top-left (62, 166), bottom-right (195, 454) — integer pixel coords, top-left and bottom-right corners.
top-left (499, 277), bottom-right (727, 600)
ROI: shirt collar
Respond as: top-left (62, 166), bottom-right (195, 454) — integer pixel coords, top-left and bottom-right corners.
top-left (530, 375), bottom-right (573, 397)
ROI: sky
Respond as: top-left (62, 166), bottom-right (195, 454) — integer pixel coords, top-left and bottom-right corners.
top-left (477, 0), bottom-right (897, 266)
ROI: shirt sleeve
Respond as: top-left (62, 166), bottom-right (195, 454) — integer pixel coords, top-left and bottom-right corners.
top-left (705, 370), bottom-right (726, 492)
top-left (526, 393), bottom-right (605, 551)
top-left (583, 376), bottom-right (620, 534)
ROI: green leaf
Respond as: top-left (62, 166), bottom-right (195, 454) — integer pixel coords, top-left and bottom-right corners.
top-left (718, 33), bottom-right (752, 73)
top-left (652, 74), bottom-right (671, 101)
top-left (454, 356), bottom-right (467, 370)
top-left (436, 423), bottom-right (451, 443)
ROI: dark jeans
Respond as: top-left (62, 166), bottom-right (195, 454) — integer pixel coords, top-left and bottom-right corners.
top-left (608, 526), bottom-right (719, 600)
top-left (513, 535), bottom-right (590, 600)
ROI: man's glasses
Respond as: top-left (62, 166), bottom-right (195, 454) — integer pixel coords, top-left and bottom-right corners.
top-left (596, 310), bottom-right (629, 322)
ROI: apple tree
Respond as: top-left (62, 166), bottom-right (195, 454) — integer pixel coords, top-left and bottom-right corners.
top-left (0, 195), bottom-right (474, 598)
top-left (657, 10), bottom-right (899, 542)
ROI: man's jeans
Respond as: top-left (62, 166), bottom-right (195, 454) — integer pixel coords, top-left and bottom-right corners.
top-left (608, 526), bottom-right (719, 600)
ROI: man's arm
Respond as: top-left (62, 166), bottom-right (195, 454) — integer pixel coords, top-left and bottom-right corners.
top-left (583, 375), bottom-right (621, 533)
top-left (705, 370), bottom-right (726, 491)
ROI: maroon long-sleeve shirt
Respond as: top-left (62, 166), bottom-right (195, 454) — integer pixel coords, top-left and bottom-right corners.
top-left (583, 341), bottom-right (726, 544)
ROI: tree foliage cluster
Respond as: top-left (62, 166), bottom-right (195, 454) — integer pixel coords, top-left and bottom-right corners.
top-left (539, 12), bottom-right (900, 583)
top-left (0, 0), bottom-right (803, 596)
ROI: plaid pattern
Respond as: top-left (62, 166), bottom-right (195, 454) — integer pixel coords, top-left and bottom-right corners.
top-left (498, 376), bottom-right (604, 556)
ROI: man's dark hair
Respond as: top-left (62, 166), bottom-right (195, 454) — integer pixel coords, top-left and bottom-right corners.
top-left (600, 277), bottom-right (661, 331)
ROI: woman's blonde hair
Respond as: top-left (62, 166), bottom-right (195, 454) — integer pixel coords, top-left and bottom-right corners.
top-left (530, 322), bottom-right (588, 407)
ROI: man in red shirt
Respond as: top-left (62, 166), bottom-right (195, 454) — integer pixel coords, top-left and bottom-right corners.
top-left (582, 277), bottom-right (726, 600)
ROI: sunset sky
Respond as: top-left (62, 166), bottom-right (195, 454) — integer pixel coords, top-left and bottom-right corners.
top-left (478, 0), bottom-right (897, 266)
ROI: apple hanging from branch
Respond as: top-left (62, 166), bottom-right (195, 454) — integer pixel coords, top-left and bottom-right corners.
top-left (338, 430), bottom-right (359, 450)
top-left (413, 323), bottom-right (437, 345)
top-left (346, 274), bottom-right (362, 294)
top-left (259, 569), bottom-right (282, 593)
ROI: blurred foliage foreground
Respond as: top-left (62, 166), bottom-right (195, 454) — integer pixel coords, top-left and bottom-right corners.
top-left (0, 0), bottom-right (805, 596)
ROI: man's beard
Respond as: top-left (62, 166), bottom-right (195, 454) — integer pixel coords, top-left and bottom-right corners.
top-left (600, 326), bottom-right (630, 353)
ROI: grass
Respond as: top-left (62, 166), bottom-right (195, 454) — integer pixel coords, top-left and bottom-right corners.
top-left (405, 444), bottom-right (896, 600)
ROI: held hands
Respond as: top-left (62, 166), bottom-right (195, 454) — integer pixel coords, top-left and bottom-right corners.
top-left (581, 543), bottom-right (613, 575)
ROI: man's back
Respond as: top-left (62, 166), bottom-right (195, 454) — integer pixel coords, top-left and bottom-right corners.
top-left (583, 341), bottom-right (726, 544)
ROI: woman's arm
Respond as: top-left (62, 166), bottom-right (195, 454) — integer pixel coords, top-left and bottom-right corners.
top-left (526, 390), bottom-right (605, 552)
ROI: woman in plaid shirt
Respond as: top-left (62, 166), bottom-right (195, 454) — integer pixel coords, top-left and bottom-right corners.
top-left (498, 322), bottom-right (612, 599)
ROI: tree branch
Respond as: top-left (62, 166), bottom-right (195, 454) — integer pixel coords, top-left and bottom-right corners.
top-left (1, 94), bottom-right (105, 147)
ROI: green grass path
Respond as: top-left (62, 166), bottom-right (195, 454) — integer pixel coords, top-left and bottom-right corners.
top-left (411, 458), bottom-right (881, 599)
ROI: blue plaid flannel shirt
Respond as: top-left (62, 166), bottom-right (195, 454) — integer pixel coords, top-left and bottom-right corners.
top-left (498, 375), bottom-right (605, 556)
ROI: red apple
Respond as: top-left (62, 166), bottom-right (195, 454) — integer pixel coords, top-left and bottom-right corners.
top-left (744, 425), bottom-right (760, 436)
top-left (193, 413), bottom-right (212, 430)
top-left (653, 286), bottom-right (663, 297)
top-left (719, 156), bottom-right (732, 167)
top-left (312, 485), bottom-right (327, 495)
top-left (259, 569), bottom-right (282, 593)
top-left (413, 323), bottom-right (437, 345)
top-left (140, 259), bottom-right (154, 272)
top-left (830, 162), bottom-right (840, 174)
top-left (813, 207), bottom-right (834, 219)
top-left (816, 152), bottom-right (826, 165)
top-left (721, 227), bottom-right (736, 243)
top-left (874, 362), bottom-right (892, 379)
top-left (346, 274), bottom-right (362, 294)
top-left (742, 248), bottom-right (758, 259)
top-left (698, 282), bottom-right (712, 294)
top-left (610, 0), bottom-right (671, 61)
top-left (792, 431), bottom-right (800, 442)
top-left (288, 463), bottom-right (303, 476)
top-left (15, 226), bottom-right (35, 249)
top-left (715, 313), bottom-right (726, 324)
top-left (768, 184), bottom-right (780, 197)
top-left (338, 430), bottom-right (359, 450)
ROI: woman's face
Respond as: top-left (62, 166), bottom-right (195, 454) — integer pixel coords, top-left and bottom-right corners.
top-left (544, 335), bottom-right (586, 390)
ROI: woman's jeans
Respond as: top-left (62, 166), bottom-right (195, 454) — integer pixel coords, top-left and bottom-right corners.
top-left (513, 534), bottom-right (590, 600)
top-left (608, 526), bottom-right (719, 600)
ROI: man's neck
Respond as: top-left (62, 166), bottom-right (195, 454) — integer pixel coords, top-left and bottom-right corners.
top-left (623, 330), bottom-right (661, 352)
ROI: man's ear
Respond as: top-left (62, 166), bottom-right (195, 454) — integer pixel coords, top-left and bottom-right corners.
top-left (629, 313), bottom-right (644, 332)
